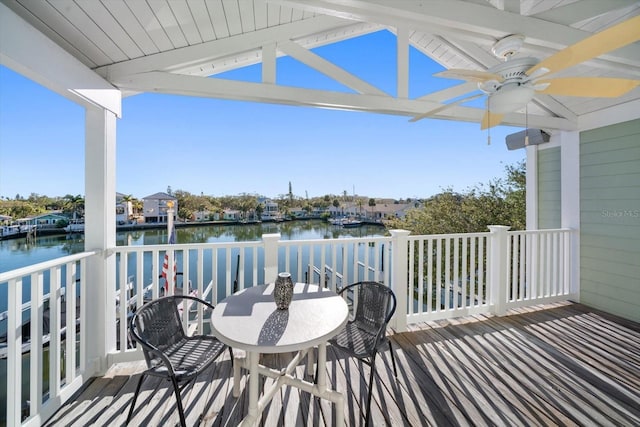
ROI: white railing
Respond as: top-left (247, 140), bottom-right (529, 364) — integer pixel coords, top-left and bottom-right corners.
top-left (402, 227), bottom-right (575, 323)
top-left (406, 231), bottom-right (490, 322)
top-left (2, 227), bottom-right (575, 426)
top-left (108, 234), bottom-right (392, 362)
top-left (505, 228), bottom-right (574, 310)
top-left (0, 251), bottom-right (97, 427)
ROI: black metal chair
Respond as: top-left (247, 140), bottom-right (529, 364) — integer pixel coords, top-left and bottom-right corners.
top-left (329, 281), bottom-right (398, 426)
top-left (126, 295), bottom-right (232, 427)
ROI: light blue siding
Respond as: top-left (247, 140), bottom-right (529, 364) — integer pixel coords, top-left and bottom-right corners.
top-left (580, 119), bottom-right (640, 322)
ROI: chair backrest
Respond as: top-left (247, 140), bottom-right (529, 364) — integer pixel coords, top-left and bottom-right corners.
top-left (349, 281), bottom-right (396, 345)
top-left (131, 296), bottom-right (186, 367)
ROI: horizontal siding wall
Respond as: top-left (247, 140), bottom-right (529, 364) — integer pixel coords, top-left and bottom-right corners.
top-left (580, 118), bottom-right (640, 322)
top-left (538, 147), bottom-right (561, 229)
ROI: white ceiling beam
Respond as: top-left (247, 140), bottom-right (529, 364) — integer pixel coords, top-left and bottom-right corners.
top-left (262, 43), bottom-right (276, 84)
top-left (0, 2), bottom-right (121, 116)
top-left (113, 71), bottom-right (575, 130)
top-left (417, 82), bottom-right (480, 102)
top-left (531, 0), bottom-right (639, 26)
top-left (269, 0), bottom-right (640, 64)
top-left (277, 39), bottom-right (386, 95)
top-left (397, 26), bottom-right (409, 99)
top-left (531, 94), bottom-right (578, 123)
top-left (95, 15), bottom-right (351, 80)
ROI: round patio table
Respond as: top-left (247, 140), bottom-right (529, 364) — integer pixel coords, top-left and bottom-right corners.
top-left (211, 282), bottom-right (348, 427)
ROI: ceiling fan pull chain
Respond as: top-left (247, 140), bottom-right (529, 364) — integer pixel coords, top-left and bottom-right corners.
top-left (487, 99), bottom-right (491, 145)
top-left (525, 105), bottom-right (529, 146)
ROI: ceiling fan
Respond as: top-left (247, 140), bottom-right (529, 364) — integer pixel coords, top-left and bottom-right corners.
top-left (411, 15), bottom-right (640, 129)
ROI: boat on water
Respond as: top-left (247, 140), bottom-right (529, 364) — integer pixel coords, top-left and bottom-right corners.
top-left (0, 224), bottom-right (37, 240)
top-left (328, 217), bottom-right (363, 227)
top-left (341, 218), bottom-right (363, 228)
top-left (64, 220), bottom-right (85, 233)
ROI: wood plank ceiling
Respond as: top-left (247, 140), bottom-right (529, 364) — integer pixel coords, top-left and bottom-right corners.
top-left (2, 0), bottom-right (640, 131)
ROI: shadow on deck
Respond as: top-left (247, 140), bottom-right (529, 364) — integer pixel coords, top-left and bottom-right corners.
top-left (44, 302), bottom-right (640, 426)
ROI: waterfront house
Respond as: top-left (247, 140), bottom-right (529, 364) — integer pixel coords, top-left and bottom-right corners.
top-left (1, 2), bottom-right (639, 426)
top-left (260, 199), bottom-right (281, 221)
top-left (222, 209), bottom-right (241, 221)
top-left (24, 212), bottom-right (68, 230)
top-left (141, 192), bottom-right (178, 224)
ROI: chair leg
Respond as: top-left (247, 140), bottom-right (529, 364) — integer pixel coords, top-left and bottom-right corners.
top-left (126, 373), bottom-right (145, 425)
top-left (388, 340), bottom-right (398, 378)
top-left (365, 353), bottom-right (377, 427)
top-left (170, 375), bottom-right (187, 427)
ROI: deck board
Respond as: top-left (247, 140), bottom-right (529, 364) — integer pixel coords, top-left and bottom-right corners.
top-left (43, 302), bottom-right (640, 426)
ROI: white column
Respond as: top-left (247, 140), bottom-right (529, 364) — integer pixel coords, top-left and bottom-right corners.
top-left (389, 229), bottom-right (410, 332)
top-left (262, 233), bottom-right (281, 283)
top-left (262, 43), bottom-right (276, 84)
top-left (396, 26), bottom-right (409, 99)
top-left (84, 107), bottom-right (117, 375)
top-left (526, 144), bottom-right (538, 230)
top-left (488, 225), bottom-right (510, 316)
top-left (560, 131), bottom-right (581, 299)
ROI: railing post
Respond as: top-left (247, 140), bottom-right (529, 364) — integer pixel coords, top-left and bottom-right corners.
top-left (488, 225), bottom-right (510, 316)
top-left (262, 233), bottom-right (281, 283)
top-left (390, 229), bottom-right (410, 332)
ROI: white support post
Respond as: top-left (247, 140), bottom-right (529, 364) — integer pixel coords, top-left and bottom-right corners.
top-left (396, 26), bottom-right (409, 99)
top-left (262, 43), bottom-right (276, 84)
top-left (488, 225), bottom-right (510, 316)
top-left (262, 233), bottom-right (281, 283)
top-left (560, 131), bottom-right (580, 299)
top-left (84, 107), bottom-right (117, 376)
top-left (526, 144), bottom-right (538, 230)
top-left (389, 229), bottom-right (410, 332)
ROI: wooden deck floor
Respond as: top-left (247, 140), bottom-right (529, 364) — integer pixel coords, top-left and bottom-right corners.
top-left (44, 302), bottom-right (640, 426)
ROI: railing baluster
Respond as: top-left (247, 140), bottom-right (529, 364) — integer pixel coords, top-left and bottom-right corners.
top-left (66, 262), bottom-right (77, 383)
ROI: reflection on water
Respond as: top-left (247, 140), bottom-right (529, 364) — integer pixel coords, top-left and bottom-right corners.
top-left (1, 220), bottom-right (386, 274)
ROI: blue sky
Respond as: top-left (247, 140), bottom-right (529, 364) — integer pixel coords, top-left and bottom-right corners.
top-left (0, 30), bottom-right (523, 201)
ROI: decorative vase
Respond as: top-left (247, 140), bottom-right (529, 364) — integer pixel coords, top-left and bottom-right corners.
top-left (273, 272), bottom-right (294, 310)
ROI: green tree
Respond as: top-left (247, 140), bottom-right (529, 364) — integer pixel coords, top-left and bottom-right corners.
top-left (386, 162), bottom-right (526, 234)
top-left (368, 198), bottom-right (376, 217)
top-left (255, 203), bottom-right (264, 219)
top-left (63, 194), bottom-right (85, 219)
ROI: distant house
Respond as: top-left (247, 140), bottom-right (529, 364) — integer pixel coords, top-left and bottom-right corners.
top-left (194, 210), bottom-right (219, 221)
top-left (289, 208), bottom-right (306, 218)
top-left (260, 199), bottom-right (280, 221)
top-left (223, 209), bottom-right (241, 221)
top-left (372, 202), bottom-right (422, 220)
top-left (30, 212), bottom-right (68, 229)
top-left (142, 192), bottom-right (177, 223)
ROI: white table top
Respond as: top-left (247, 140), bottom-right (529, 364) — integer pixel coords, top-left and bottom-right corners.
top-left (211, 283), bottom-right (348, 353)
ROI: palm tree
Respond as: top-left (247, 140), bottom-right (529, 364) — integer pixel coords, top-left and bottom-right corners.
top-left (121, 194), bottom-right (134, 221)
top-left (64, 194), bottom-right (85, 220)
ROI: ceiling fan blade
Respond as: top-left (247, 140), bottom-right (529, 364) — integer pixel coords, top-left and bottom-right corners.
top-left (480, 111), bottom-right (504, 130)
top-left (410, 93), bottom-right (484, 122)
top-left (537, 77), bottom-right (640, 97)
top-left (434, 69), bottom-right (503, 82)
top-left (527, 15), bottom-right (640, 76)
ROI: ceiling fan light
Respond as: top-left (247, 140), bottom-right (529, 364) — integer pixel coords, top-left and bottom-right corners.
top-left (488, 86), bottom-right (535, 114)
